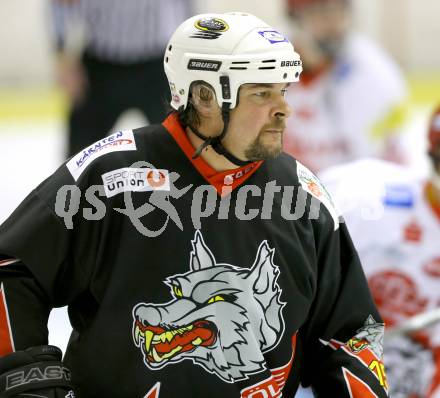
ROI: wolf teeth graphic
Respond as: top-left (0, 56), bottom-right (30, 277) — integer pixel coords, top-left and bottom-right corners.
top-left (132, 230), bottom-right (286, 382)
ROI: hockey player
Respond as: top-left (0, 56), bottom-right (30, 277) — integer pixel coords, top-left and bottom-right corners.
top-left (283, 0), bottom-right (408, 173)
top-left (321, 106), bottom-right (440, 397)
top-left (0, 13), bottom-right (388, 397)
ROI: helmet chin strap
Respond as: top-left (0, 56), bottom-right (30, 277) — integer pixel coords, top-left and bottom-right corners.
top-left (190, 102), bottom-right (253, 167)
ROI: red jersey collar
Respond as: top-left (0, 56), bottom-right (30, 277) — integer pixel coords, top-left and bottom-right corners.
top-left (162, 113), bottom-right (263, 196)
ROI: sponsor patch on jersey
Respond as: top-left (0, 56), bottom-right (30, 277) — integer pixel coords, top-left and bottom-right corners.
top-left (403, 219), bottom-right (422, 242)
top-left (296, 161), bottom-right (339, 230)
top-left (258, 30), bottom-right (289, 44)
top-left (101, 167), bottom-right (170, 198)
top-left (383, 184), bottom-right (414, 207)
top-left (67, 130), bottom-right (136, 181)
top-left (187, 59), bottom-right (222, 72)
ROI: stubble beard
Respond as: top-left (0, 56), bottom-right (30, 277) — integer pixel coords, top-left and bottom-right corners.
top-left (244, 126), bottom-right (284, 161)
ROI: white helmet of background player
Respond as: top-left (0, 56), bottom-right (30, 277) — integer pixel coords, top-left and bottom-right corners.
top-left (285, 0), bottom-right (351, 61)
top-left (428, 106), bottom-right (440, 190)
top-left (164, 12), bottom-right (302, 111)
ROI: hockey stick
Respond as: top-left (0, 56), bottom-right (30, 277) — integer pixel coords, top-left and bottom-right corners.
top-left (385, 307), bottom-right (440, 340)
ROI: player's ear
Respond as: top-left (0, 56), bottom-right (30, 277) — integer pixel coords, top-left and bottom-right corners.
top-left (190, 83), bottom-right (220, 118)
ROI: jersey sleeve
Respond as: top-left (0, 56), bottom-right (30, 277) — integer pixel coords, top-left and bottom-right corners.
top-left (300, 215), bottom-right (389, 397)
top-left (0, 163), bottom-right (99, 355)
top-left (0, 259), bottom-right (52, 355)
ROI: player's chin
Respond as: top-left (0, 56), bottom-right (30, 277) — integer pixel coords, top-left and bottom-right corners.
top-left (252, 145), bottom-right (283, 161)
top-left (262, 136), bottom-right (283, 158)
top-left (267, 148), bottom-right (283, 160)
top-left (245, 133), bottom-right (283, 161)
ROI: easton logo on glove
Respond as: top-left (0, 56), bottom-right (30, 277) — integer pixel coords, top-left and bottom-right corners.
top-left (0, 346), bottom-right (74, 397)
top-left (6, 365), bottom-right (71, 391)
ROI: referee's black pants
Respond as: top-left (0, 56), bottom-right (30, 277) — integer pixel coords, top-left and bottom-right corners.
top-left (67, 53), bottom-right (170, 157)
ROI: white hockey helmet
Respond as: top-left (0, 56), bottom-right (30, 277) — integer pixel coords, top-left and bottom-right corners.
top-left (164, 12), bottom-right (302, 111)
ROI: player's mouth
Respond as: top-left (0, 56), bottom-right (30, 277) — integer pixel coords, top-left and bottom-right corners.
top-left (265, 129), bottom-right (284, 135)
top-left (264, 121), bottom-right (285, 133)
top-left (134, 320), bottom-right (217, 364)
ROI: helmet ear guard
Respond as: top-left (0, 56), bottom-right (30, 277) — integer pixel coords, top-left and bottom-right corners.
top-left (189, 83), bottom-right (217, 110)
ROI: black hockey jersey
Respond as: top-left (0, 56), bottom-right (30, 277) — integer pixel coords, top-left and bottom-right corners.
top-left (0, 113), bottom-right (388, 397)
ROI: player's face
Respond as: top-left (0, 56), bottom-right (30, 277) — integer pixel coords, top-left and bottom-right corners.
top-left (429, 111), bottom-right (440, 179)
top-left (224, 83), bottom-right (291, 161)
top-left (431, 144), bottom-right (440, 175)
top-left (295, 1), bottom-right (350, 57)
top-left (430, 144), bottom-right (440, 192)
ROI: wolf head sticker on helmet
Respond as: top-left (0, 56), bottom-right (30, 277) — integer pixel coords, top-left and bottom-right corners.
top-left (132, 230), bottom-right (286, 383)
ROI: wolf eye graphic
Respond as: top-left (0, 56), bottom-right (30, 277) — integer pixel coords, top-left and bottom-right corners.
top-left (172, 285), bottom-right (183, 298)
top-left (207, 295), bottom-right (225, 304)
top-left (206, 294), bottom-right (237, 304)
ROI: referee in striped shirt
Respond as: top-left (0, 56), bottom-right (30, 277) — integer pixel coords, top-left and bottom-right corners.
top-left (52, 0), bottom-right (193, 156)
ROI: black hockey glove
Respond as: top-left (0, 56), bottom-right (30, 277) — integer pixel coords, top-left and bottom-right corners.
top-left (0, 345), bottom-right (75, 397)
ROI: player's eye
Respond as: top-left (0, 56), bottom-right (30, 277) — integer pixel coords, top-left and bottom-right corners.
top-left (173, 285), bottom-right (183, 298)
top-left (281, 88), bottom-right (287, 97)
top-left (254, 91), bottom-right (269, 98)
top-left (207, 295), bottom-right (225, 304)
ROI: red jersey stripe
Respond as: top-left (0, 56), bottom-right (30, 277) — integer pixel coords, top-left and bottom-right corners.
top-left (342, 367), bottom-right (379, 398)
top-left (0, 283), bottom-right (15, 356)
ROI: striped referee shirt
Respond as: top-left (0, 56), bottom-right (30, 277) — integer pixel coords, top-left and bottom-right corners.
top-left (52, 0), bottom-right (193, 63)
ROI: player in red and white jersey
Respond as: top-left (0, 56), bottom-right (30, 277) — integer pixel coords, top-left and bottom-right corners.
top-left (322, 106), bottom-right (440, 398)
top-left (283, 0), bottom-right (408, 173)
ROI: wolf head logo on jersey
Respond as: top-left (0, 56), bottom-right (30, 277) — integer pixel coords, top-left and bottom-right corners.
top-left (132, 230), bottom-right (286, 382)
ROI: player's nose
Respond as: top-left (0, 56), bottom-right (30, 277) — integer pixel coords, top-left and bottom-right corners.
top-left (272, 96), bottom-right (292, 119)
